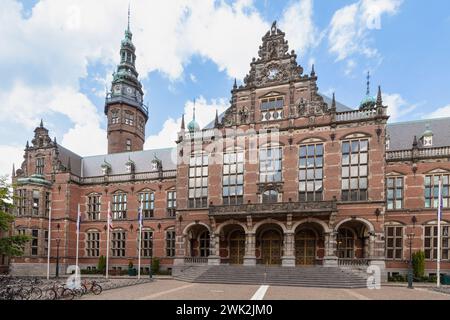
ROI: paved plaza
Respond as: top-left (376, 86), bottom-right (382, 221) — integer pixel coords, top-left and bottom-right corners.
top-left (81, 279), bottom-right (450, 300)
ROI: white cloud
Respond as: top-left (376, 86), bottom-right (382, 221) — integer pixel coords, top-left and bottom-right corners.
top-left (0, 145), bottom-right (24, 178)
top-left (279, 0), bottom-right (322, 57)
top-left (428, 105), bottom-right (450, 119)
top-left (328, 0), bottom-right (403, 62)
top-left (189, 73), bottom-right (197, 83)
top-left (144, 96), bottom-right (228, 150)
top-left (383, 93), bottom-right (417, 122)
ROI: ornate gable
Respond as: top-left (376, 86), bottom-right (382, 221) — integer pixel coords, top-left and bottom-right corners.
top-left (243, 22), bottom-right (305, 88)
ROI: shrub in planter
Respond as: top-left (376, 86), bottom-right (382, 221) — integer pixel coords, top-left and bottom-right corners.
top-left (412, 251), bottom-right (425, 278)
top-left (151, 258), bottom-right (160, 274)
top-left (97, 256), bottom-right (106, 273)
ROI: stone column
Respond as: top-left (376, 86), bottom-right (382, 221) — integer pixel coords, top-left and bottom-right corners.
top-left (243, 232), bottom-right (256, 266)
top-left (323, 231), bottom-right (339, 267)
top-left (208, 232), bottom-right (221, 266)
top-left (369, 232), bottom-right (387, 282)
top-left (173, 234), bottom-right (186, 266)
top-left (282, 231), bottom-right (296, 267)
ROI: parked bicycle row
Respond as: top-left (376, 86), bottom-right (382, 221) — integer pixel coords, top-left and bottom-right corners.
top-left (0, 277), bottom-right (102, 300)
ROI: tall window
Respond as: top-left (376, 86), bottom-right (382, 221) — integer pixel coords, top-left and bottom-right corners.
top-left (112, 193), bottom-right (127, 220)
top-left (126, 139), bottom-right (132, 151)
top-left (32, 190), bottom-right (40, 216)
top-left (387, 177), bottom-right (403, 210)
top-left (223, 151), bottom-right (244, 205)
top-left (299, 144), bottom-right (323, 202)
top-left (124, 111), bottom-right (134, 126)
top-left (111, 230), bottom-right (126, 257)
top-left (87, 195), bottom-right (101, 220)
top-left (189, 154), bottom-right (208, 208)
top-left (199, 231), bottom-right (210, 257)
top-left (341, 139), bottom-right (368, 201)
top-left (16, 189), bottom-right (26, 216)
top-left (262, 190), bottom-right (278, 204)
top-left (337, 228), bottom-right (354, 259)
top-left (425, 225), bottom-right (449, 260)
top-left (386, 226), bottom-right (403, 260)
top-left (36, 158), bottom-right (44, 175)
top-left (138, 117), bottom-right (145, 132)
top-left (45, 192), bottom-right (51, 217)
top-left (167, 190), bottom-right (176, 218)
top-left (111, 110), bottom-right (120, 124)
top-left (86, 231), bottom-right (100, 257)
top-left (31, 229), bottom-right (39, 256)
top-left (425, 174), bottom-right (450, 208)
top-left (259, 146), bottom-right (282, 183)
top-left (139, 191), bottom-right (155, 218)
top-left (44, 230), bottom-right (49, 255)
top-left (166, 229), bottom-right (176, 257)
top-left (141, 230), bottom-right (153, 258)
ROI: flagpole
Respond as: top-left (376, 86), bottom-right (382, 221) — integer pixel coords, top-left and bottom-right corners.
top-left (437, 179), bottom-right (442, 288)
top-left (75, 204), bottom-right (80, 281)
top-left (46, 207), bottom-right (52, 280)
top-left (106, 201), bottom-right (110, 280)
top-left (138, 201), bottom-right (143, 280)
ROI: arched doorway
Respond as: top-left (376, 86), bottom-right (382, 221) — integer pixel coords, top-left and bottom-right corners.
top-left (336, 219), bottom-right (373, 259)
top-left (185, 224), bottom-right (211, 258)
top-left (199, 231), bottom-right (210, 257)
top-left (295, 229), bottom-right (317, 265)
top-left (260, 229), bottom-right (282, 265)
top-left (229, 229), bottom-right (245, 265)
top-left (337, 228), bottom-right (355, 258)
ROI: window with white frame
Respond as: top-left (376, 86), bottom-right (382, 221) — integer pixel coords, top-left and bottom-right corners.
top-left (36, 158), bottom-right (44, 175)
top-left (32, 190), bottom-right (40, 216)
top-left (259, 146), bottom-right (282, 183)
top-left (387, 177), bottom-right (404, 210)
top-left (86, 231), bottom-right (100, 257)
top-left (299, 143), bottom-right (323, 202)
top-left (167, 190), bottom-right (176, 218)
top-left (111, 110), bottom-right (120, 124)
top-left (140, 230), bottom-right (153, 258)
top-left (385, 226), bottom-right (403, 260)
top-left (112, 193), bottom-right (127, 220)
top-left (425, 174), bottom-right (450, 209)
top-left (124, 111), bottom-right (134, 126)
top-left (139, 191), bottom-right (155, 218)
top-left (31, 229), bottom-right (39, 256)
top-left (16, 189), bottom-right (26, 216)
top-left (223, 150), bottom-right (244, 205)
top-left (424, 225), bottom-right (449, 261)
top-left (111, 230), bottom-right (126, 257)
top-left (166, 229), bottom-right (176, 257)
top-left (188, 154), bottom-right (208, 208)
top-left (87, 194), bottom-right (101, 220)
top-left (341, 139), bottom-right (368, 201)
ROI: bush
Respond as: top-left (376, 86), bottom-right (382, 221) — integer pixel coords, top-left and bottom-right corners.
top-left (151, 258), bottom-right (160, 274)
top-left (412, 251), bottom-right (425, 278)
top-left (128, 261), bottom-right (134, 269)
top-left (97, 255), bottom-right (106, 273)
top-left (388, 274), bottom-right (407, 282)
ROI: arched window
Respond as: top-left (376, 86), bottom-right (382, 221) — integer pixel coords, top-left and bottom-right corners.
top-left (263, 190), bottom-right (278, 204)
top-left (140, 229), bottom-right (153, 258)
top-left (139, 190), bottom-right (155, 218)
top-left (112, 193), bottom-right (127, 220)
top-left (166, 229), bottom-right (176, 257)
top-left (111, 229), bottom-right (126, 257)
top-left (259, 146), bottom-right (282, 183)
top-left (111, 110), bottom-right (120, 124)
top-left (87, 194), bottom-right (101, 220)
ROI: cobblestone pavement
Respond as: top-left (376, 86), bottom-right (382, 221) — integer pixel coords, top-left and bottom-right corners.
top-left (81, 280), bottom-right (450, 300)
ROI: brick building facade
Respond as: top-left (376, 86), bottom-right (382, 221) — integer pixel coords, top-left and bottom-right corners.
top-left (10, 22), bottom-right (450, 278)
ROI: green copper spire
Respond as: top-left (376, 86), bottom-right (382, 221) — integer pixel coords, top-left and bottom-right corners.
top-left (359, 71), bottom-right (376, 110)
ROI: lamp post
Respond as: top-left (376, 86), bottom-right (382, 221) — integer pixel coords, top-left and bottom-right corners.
top-left (55, 223), bottom-right (61, 278)
top-left (407, 232), bottom-right (415, 289)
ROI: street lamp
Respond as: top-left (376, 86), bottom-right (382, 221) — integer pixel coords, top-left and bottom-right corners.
top-left (407, 232), bottom-right (415, 289)
top-left (55, 223), bottom-right (61, 278)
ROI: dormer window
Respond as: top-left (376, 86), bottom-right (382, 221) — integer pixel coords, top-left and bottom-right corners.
top-left (260, 97), bottom-right (284, 122)
top-left (423, 135), bottom-right (433, 147)
top-left (386, 135), bottom-right (391, 150)
top-left (125, 159), bottom-right (135, 173)
top-left (101, 161), bottom-right (111, 176)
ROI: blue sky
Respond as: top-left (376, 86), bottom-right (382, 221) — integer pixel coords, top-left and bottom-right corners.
top-left (1, 0), bottom-right (450, 177)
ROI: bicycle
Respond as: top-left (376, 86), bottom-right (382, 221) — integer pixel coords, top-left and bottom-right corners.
top-left (44, 282), bottom-right (74, 300)
top-left (81, 280), bottom-right (103, 296)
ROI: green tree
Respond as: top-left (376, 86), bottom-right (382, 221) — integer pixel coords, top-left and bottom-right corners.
top-left (151, 257), bottom-right (160, 274)
top-left (412, 250), bottom-right (425, 278)
top-left (97, 255), bottom-right (106, 273)
top-left (0, 176), bottom-right (30, 257)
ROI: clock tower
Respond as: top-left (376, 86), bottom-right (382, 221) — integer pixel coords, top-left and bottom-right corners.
top-left (105, 9), bottom-right (148, 154)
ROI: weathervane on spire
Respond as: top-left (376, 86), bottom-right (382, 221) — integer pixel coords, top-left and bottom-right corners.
top-left (128, 3), bottom-right (131, 32)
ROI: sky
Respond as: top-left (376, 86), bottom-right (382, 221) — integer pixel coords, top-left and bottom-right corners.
top-left (1, 0), bottom-right (450, 178)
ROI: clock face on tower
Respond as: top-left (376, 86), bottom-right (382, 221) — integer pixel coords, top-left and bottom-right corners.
top-left (268, 68), bottom-right (279, 80)
top-left (126, 86), bottom-right (133, 95)
top-left (114, 85), bottom-right (121, 94)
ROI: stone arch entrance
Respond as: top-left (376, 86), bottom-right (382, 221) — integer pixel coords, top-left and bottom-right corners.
top-left (256, 224), bottom-right (283, 265)
top-left (294, 222), bottom-right (325, 266)
top-left (185, 224), bottom-right (211, 258)
top-left (336, 220), bottom-right (372, 259)
top-left (229, 229), bottom-right (246, 265)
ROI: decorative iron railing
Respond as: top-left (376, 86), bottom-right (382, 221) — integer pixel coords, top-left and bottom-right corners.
top-left (184, 129), bottom-right (216, 141)
top-left (338, 258), bottom-right (371, 267)
top-left (184, 257), bottom-right (209, 265)
top-left (209, 201), bottom-right (337, 216)
top-left (387, 146), bottom-right (450, 161)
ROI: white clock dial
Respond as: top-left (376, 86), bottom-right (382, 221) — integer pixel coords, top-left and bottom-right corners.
top-left (114, 85), bottom-right (121, 94)
top-left (268, 68), bottom-right (279, 80)
top-left (126, 87), bottom-right (133, 95)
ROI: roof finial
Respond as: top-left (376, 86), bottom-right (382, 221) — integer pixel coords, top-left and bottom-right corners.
top-left (181, 114), bottom-right (185, 130)
top-left (193, 98), bottom-right (196, 122)
top-left (12, 163), bottom-right (15, 178)
top-left (376, 85), bottom-right (383, 106)
top-left (366, 71), bottom-right (371, 96)
top-left (40, 119), bottom-right (44, 128)
top-left (214, 110), bottom-right (219, 128)
top-left (331, 92), bottom-right (336, 111)
top-left (233, 78), bottom-right (237, 90)
top-left (311, 64), bottom-right (316, 77)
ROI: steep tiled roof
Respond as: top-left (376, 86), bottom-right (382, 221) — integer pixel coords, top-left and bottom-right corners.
top-left (387, 117), bottom-right (450, 151)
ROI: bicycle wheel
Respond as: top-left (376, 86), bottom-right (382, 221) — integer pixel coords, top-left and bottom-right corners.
top-left (91, 284), bottom-right (102, 295)
top-left (29, 287), bottom-right (43, 300)
top-left (81, 283), bottom-right (88, 295)
top-left (60, 288), bottom-right (75, 300)
top-left (45, 288), bottom-right (57, 300)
